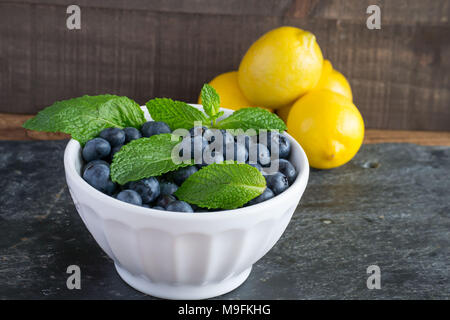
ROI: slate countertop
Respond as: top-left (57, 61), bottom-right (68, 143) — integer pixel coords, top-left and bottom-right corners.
top-left (0, 140), bottom-right (448, 299)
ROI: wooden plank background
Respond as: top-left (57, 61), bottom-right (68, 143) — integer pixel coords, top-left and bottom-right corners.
top-left (0, 0), bottom-right (449, 131)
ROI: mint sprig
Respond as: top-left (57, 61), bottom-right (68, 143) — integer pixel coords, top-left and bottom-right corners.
top-left (146, 85), bottom-right (286, 133)
top-left (175, 163), bottom-right (266, 209)
top-left (200, 84), bottom-right (225, 125)
top-left (146, 98), bottom-right (209, 130)
top-left (23, 95), bottom-right (146, 145)
top-left (110, 134), bottom-right (191, 185)
top-left (216, 107), bottom-right (287, 132)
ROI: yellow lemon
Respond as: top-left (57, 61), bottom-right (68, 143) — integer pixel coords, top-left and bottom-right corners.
top-left (276, 60), bottom-right (352, 122)
top-left (287, 90), bottom-right (364, 169)
top-left (315, 60), bottom-right (352, 100)
top-left (198, 71), bottom-right (273, 112)
top-left (276, 103), bottom-right (293, 123)
top-left (238, 26), bottom-right (323, 109)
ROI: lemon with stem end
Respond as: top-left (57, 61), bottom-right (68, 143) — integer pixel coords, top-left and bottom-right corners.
top-left (238, 26), bottom-right (323, 109)
top-left (287, 90), bottom-right (364, 169)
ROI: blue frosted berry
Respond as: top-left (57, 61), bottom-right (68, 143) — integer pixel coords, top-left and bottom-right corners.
top-left (166, 201), bottom-right (194, 213)
top-left (152, 206), bottom-right (165, 211)
top-left (256, 143), bottom-right (270, 166)
top-left (265, 172), bottom-right (289, 195)
top-left (262, 131), bottom-right (291, 159)
top-left (83, 160), bottom-right (109, 175)
top-left (179, 135), bottom-right (208, 161)
top-left (224, 142), bottom-right (248, 163)
top-left (83, 161), bottom-right (110, 192)
top-left (159, 181), bottom-right (178, 195)
top-left (248, 162), bottom-right (264, 174)
top-left (189, 126), bottom-right (208, 137)
top-left (156, 194), bottom-right (177, 208)
top-left (128, 177), bottom-right (160, 203)
top-left (99, 128), bottom-right (125, 147)
top-left (110, 145), bottom-right (122, 161)
top-left (123, 127), bottom-right (142, 143)
top-left (197, 146), bottom-right (224, 168)
top-left (104, 179), bottom-right (118, 196)
top-left (169, 166), bottom-right (198, 186)
top-left (82, 138), bottom-right (111, 162)
top-left (205, 129), bottom-right (234, 146)
top-left (117, 190), bottom-right (142, 206)
top-left (141, 121), bottom-right (171, 137)
top-left (247, 188), bottom-right (274, 206)
top-left (274, 159), bottom-right (297, 185)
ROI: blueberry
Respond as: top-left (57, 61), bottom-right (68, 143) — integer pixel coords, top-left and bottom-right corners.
top-left (224, 142), bottom-right (248, 163)
top-left (265, 172), bottom-right (289, 195)
top-left (123, 127), bottom-right (142, 143)
top-left (190, 204), bottom-right (208, 212)
top-left (205, 129), bottom-right (234, 146)
top-left (141, 121), bottom-right (171, 137)
top-left (152, 206), bottom-right (165, 211)
top-left (256, 143), bottom-right (271, 166)
top-left (166, 201), bottom-right (194, 213)
top-left (104, 179), bottom-right (118, 196)
top-left (83, 160), bottom-right (109, 176)
top-left (82, 138), bottom-right (111, 162)
top-left (128, 177), bottom-right (160, 203)
top-left (179, 135), bottom-right (208, 160)
top-left (189, 126), bottom-right (208, 137)
top-left (141, 203), bottom-right (150, 208)
top-left (197, 146), bottom-right (224, 168)
top-left (159, 181), bottom-right (178, 195)
top-left (117, 190), bottom-right (142, 206)
top-left (110, 145), bottom-right (123, 161)
top-left (274, 159), bottom-right (297, 185)
top-left (235, 134), bottom-right (257, 150)
top-left (156, 194), bottom-right (177, 208)
top-left (247, 188), bottom-right (274, 206)
top-left (99, 128), bottom-right (125, 147)
top-left (83, 162), bottom-right (110, 192)
top-left (169, 166), bottom-right (198, 185)
top-left (262, 131), bottom-right (291, 159)
top-left (248, 162), bottom-right (264, 174)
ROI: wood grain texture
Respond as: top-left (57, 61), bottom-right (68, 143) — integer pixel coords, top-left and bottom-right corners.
top-left (1, 113), bottom-right (449, 145)
top-left (0, 1), bottom-right (449, 131)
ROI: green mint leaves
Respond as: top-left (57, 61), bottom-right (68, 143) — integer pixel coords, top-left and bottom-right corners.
top-left (145, 85), bottom-right (285, 132)
top-left (146, 98), bottom-right (208, 130)
top-left (110, 134), bottom-right (191, 185)
top-left (200, 84), bottom-right (224, 124)
top-left (175, 163), bottom-right (266, 209)
top-left (216, 107), bottom-right (287, 132)
top-left (23, 95), bottom-right (146, 145)
top-left (23, 85), bottom-right (287, 209)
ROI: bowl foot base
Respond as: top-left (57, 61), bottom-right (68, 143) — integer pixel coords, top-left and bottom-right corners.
top-left (114, 263), bottom-right (252, 300)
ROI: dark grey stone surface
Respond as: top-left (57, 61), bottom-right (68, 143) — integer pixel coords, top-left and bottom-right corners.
top-left (0, 140), bottom-right (448, 300)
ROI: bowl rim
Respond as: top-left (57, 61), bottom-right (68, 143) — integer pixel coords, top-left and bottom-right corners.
top-left (64, 106), bottom-right (309, 218)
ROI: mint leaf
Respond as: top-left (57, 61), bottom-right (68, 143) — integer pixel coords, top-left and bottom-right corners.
top-left (110, 133), bottom-right (191, 185)
top-left (216, 107), bottom-right (287, 132)
top-left (146, 98), bottom-right (209, 130)
top-left (201, 84), bottom-right (220, 119)
top-left (175, 163), bottom-right (266, 209)
top-left (23, 95), bottom-right (146, 145)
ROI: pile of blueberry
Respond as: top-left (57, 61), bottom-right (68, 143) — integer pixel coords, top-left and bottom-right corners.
top-left (81, 120), bottom-right (297, 212)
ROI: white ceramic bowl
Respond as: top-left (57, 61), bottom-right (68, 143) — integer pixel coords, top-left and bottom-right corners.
top-left (64, 106), bottom-right (309, 299)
